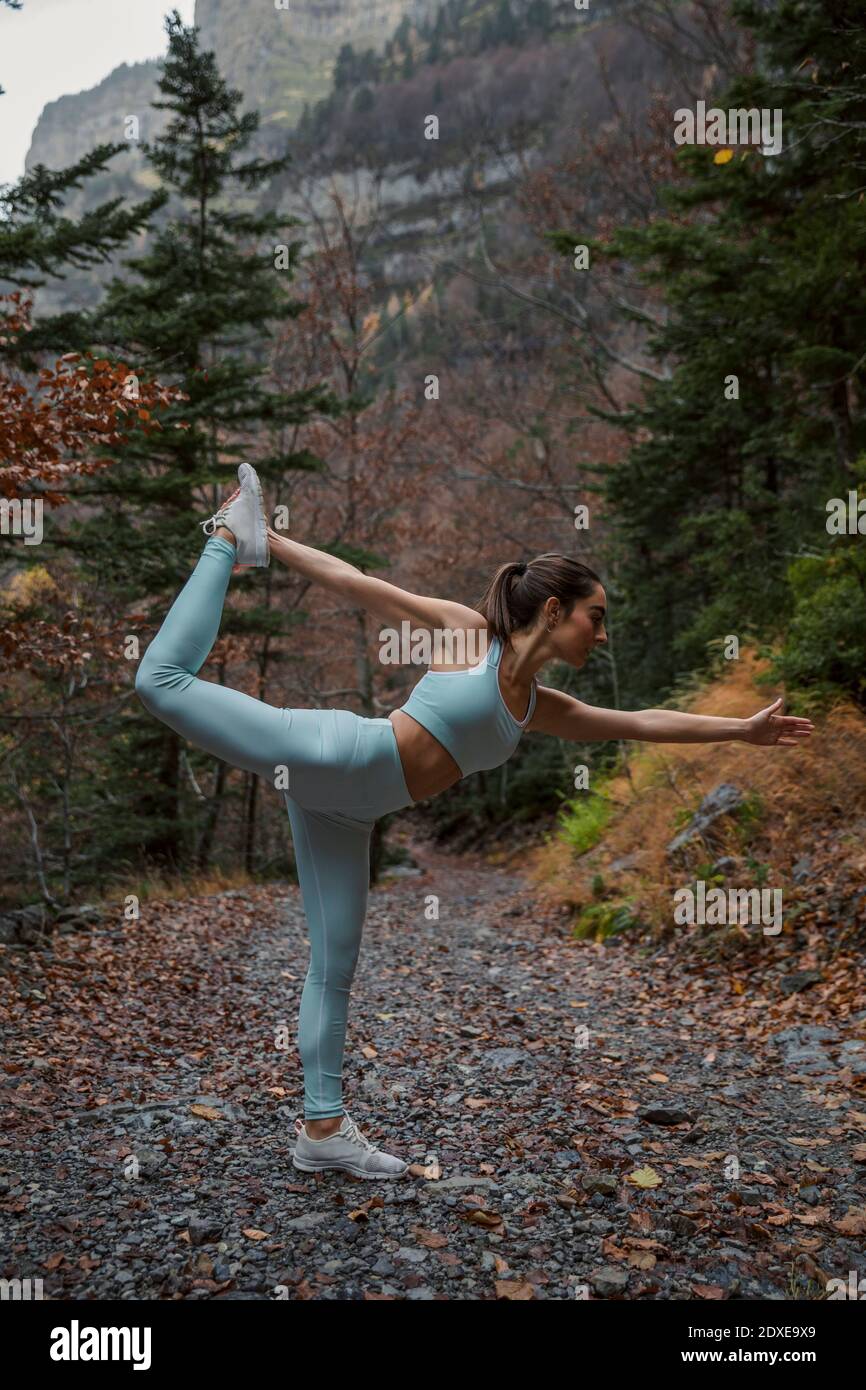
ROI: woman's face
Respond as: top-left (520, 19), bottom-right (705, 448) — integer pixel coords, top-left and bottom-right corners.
top-left (550, 585), bottom-right (608, 667)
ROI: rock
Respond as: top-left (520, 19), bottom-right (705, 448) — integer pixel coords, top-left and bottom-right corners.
top-left (53, 903), bottom-right (105, 925)
top-left (798, 1186), bottom-right (822, 1206)
top-left (779, 970), bottom-right (823, 996)
top-left (666, 783), bottom-right (745, 855)
top-left (485, 1048), bottom-right (528, 1068)
top-left (775, 1025), bottom-right (839, 1045)
top-left (771, 1023), bottom-right (841, 1073)
top-left (283, 1212), bottom-right (333, 1232)
top-left (590, 1264), bottom-right (629, 1297)
top-left (131, 1147), bottom-right (167, 1178)
top-left (608, 854), bottom-right (638, 873)
top-left (670, 1214), bottom-right (698, 1237)
top-left (639, 1107), bottom-right (696, 1126)
top-left (580, 1174), bottom-right (618, 1197)
top-left (187, 1214), bottom-right (222, 1246)
top-left (710, 857), bottom-right (739, 876)
top-left (424, 1175), bottom-right (498, 1192)
top-left (0, 904), bottom-right (50, 945)
top-left (571, 1216), bottom-right (612, 1235)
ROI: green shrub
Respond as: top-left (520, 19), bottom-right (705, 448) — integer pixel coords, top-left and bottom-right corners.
top-left (573, 898), bottom-right (642, 941)
top-left (557, 789), bottom-right (613, 855)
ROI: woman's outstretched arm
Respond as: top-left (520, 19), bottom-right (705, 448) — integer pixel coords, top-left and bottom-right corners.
top-left (266, 526), bottom-right (485, 633)
top-left (527, 685), bottom-right (814, 748)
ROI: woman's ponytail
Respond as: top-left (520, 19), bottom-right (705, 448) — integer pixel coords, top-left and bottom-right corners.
top-left (476, 553), bottom-right (602, 646)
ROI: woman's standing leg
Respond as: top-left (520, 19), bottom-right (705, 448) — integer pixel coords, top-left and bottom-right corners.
top-left (285, 800), bottom-right (373, 1121)
top-left (287, 797), bottom-right (409, 1177)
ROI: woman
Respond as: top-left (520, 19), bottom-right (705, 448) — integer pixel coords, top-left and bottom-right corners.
top-left (135, 464), bottom-right (814, 1179)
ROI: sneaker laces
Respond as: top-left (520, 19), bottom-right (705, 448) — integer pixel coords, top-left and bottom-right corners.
top-left (201, 487), bottom-right (240, 536)
top-left (340, 1114), bottom-right (378, 1154)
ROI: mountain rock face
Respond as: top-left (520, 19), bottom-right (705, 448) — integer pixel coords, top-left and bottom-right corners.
top-left (25, 0), bottom-right (439, 175)
top-left (197, 0), bottom-right (439, 143)
top-left (20, 0), bottom-right (682, 323)
top-left (25, 59), bottom-right (164, 173)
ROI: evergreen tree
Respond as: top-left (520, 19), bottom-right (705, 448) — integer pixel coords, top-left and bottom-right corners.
top-left (334, 43), bottom-right (356, 91)
top-left (68, 10), bottom-right (342, 870)
top-left (550, 0), bottom-right (866, 701)
top-left (0, 153), bottom-right (169, 368)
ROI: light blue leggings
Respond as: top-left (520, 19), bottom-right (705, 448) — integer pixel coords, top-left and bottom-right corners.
top-left (134, 536), bottom-right (414, 1119)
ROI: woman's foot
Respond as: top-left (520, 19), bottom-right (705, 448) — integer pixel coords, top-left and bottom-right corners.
top-left (292, 1112), bottom-right (409, 1179)
top-left (200, 463), bottom-right (270, 567)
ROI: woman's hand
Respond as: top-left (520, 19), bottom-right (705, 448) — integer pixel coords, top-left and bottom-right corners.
top-left (743, 697), bottom-right (815, 747)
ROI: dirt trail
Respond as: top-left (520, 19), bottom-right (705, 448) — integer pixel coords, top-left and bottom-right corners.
top-left (2, 843), bottom-right (865, 1300)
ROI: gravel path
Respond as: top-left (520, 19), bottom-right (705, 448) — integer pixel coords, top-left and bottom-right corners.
top-left (2, 845), bottom-right (865, 1301)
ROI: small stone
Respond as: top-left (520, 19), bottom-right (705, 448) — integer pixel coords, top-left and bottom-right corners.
top-left (638, 1107), bottom-right (695, 1126)
top-left (188, 1214), bottom-right (222, 1246)
top-left (580, 1174), bottom-right (617, 1197)
top-left (590, 1265), bottom-right (629, 1297)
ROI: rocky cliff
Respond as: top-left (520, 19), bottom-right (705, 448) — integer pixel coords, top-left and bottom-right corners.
top-left (20, 0), bottom-right (681, 325)
top-left (25, 0), bottom-right (440, 176)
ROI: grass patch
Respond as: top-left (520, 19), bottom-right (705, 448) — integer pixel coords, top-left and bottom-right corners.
top-left (572, 898), bottom-right (643, 941)
top-left (557, 789), bottom-right (614, 855)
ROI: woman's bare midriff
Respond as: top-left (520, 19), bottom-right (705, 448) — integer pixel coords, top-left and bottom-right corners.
top-left (388, 709), bottom-right (464, 802)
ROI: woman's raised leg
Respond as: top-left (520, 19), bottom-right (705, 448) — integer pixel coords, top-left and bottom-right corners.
top-left (135, 535), bottom-right (290, 782)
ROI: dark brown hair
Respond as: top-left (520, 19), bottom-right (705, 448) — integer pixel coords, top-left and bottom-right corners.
top-left (476, 553), bottom-right (603, 646)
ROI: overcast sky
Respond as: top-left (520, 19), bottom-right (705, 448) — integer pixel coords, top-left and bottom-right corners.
top-left (0, 0), bottom-right (196, 188)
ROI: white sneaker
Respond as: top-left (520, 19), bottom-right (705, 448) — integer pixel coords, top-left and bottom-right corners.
top-left (292, 1112), bottom-right (409, 1179)
top-left (200, 462), bottom-right (269, 567)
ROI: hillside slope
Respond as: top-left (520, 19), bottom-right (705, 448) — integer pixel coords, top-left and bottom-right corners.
top-left (521, 649), bottom-right (866, 954)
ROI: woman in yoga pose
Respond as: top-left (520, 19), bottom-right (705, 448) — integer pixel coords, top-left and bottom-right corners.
top-left (135, 464), bottom-right (814, 1179)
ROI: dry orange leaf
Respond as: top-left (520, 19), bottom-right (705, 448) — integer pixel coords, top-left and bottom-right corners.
top-left (413, 1228), bottom-right (448, 1250)
top-left (834, 1207), bottom-right (866, 1235)
top-left (189, 1103), bottom-right (223, 1121)
top-left (495, 1280), bottom-right (535, 1300)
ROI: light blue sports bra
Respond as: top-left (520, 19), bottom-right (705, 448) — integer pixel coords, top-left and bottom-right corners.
top-left (397, 633), bottom-right (538, 777)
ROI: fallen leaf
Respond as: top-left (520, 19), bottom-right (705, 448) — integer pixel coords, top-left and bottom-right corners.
top-left (626, 1166), bottom-right (662, 1189)
top-left (834, 1207), bottom-right (866, 1235)
top-left (495, 1280), bottom-right (535, 1300)
top-left (189, 1103), bottom-right (223, 1121)
top-left (460, 1209), bottom-right (504, 1230)
top-left (413, 1227), bottom-right (448, 1250)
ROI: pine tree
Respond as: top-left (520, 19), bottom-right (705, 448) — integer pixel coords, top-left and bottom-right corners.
top-left (550, 0), bottom-right (866, 699)
top-left (65, 9), bottom-right (343, 871)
